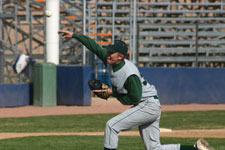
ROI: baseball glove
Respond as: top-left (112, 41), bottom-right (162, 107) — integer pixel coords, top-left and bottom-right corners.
top-left (88, 79), bottom-right (109, 100)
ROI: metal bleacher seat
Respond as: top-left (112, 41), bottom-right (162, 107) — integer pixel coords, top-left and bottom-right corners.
top-left (136, 1), bottom-right (225, 67)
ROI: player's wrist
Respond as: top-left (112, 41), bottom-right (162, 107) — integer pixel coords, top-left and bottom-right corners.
top-left (107, 88), bottom-right (112, 95)
top-left (72, 33), bottom-right (80, 38)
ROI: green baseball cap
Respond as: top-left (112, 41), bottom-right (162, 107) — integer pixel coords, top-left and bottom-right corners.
top-left (105, 40), bottom-right (128, 56)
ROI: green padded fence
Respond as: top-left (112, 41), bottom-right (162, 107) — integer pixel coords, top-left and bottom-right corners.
top-left (32, 62), bottom-right (57, 107)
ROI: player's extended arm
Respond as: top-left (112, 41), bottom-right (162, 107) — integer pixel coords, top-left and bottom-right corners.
top-left (58, 30), bottom-right (73, 39)
top-left (58, 30), bottom-right (107, 65)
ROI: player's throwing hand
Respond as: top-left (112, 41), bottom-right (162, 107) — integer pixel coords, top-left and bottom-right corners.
top-left (58, 30), bottom-right (73, 40)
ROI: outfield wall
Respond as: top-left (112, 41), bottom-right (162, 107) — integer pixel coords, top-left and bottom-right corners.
top-left (57, 65), bottom-right (92, 106)
top-left (139, 67), bottom-right (225, 104)
top-left (0, 83), bottom-right (30, 107)
top-left (0, 67), bottom-right (224, 107)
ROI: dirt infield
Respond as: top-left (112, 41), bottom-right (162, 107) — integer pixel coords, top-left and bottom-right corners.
top-left (0, 129), bottom-right (225, 140)
top-left (0, 97), bottom-right (225, 118)
top-left (0, 97), bottom-right (225, 139)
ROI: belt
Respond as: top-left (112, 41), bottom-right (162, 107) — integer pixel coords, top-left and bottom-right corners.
top-left (152, 95), bottom-right (159, 99)
top-left (134, 95), bottom-right (159, 106)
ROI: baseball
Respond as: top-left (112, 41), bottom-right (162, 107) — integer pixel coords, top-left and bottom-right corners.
top-left (45, 10), bottom-right (52, 17)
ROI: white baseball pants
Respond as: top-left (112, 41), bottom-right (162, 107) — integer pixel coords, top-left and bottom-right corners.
top-left (104, 97), bottom-right (180, 150)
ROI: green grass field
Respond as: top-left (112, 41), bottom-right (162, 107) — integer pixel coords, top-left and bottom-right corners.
top-left (0, 110), bottom-right (224, 132)
top-left (0, 136), bottom-right (224, 150)
top-left (0, 110), bottom-right (224, 150)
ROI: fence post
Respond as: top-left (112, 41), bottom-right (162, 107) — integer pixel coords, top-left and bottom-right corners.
top-left (132, 0), bottom-right (137, 64)
top-left (195, 19), bottom-right (199, 67)
top-left (82, 0), bottom-right (86, 65)
top-left (0, 0), bottom-right (4, 83)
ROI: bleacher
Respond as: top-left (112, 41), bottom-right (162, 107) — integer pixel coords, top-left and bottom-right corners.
top-left (136, 1), bottom-right (225, 67)
top-left (68, 0), bottom-right (225, 67)
top-left (1, 0), bottom-right (225, 83)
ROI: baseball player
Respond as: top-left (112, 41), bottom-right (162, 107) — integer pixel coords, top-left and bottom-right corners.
top-left (58, 30), bottom-right (214, 150)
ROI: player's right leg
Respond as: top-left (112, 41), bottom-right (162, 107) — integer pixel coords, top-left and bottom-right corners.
top-left (193, 138), bottom-right (215, 150)
top-left (104, 97), bottom-right (161, 149)
top-left (165, 138), bottom-right (215, 150)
